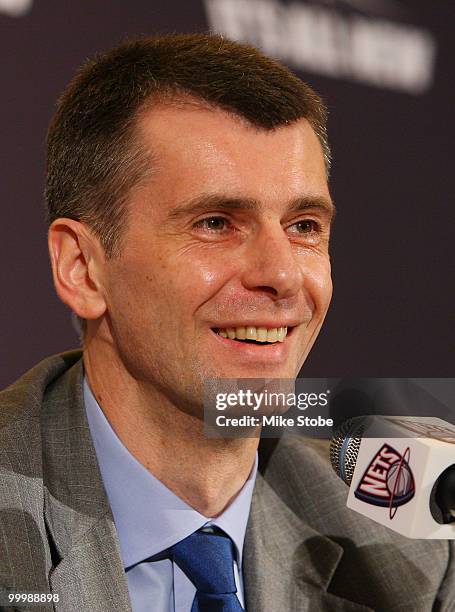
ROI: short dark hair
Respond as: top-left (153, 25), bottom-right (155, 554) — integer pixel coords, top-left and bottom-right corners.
top-left (46, 33), bottom-right (330, 257)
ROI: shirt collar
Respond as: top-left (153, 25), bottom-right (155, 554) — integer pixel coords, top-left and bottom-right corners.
top-left (83, 377), bottom-right (257, 570)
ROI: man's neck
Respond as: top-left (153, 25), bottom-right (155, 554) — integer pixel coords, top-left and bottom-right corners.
top-left (83, 345), bottom-right (259, 517)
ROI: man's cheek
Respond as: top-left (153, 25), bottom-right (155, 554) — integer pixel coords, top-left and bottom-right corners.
top-left (302, 259), bottom-right (332, 307)
top-left (177, 258), bottom-right (234, 299)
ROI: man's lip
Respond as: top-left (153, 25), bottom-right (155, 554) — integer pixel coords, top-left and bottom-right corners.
top-left (211, 326), bottom-right (296, 340)
top-left (209, 327), bottom-right (293, 362)
top-left (210, 322), bottom-right (301, 329)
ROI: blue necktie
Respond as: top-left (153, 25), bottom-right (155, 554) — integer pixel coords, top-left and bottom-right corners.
top-left (171, 528), bottom-right (244, 611)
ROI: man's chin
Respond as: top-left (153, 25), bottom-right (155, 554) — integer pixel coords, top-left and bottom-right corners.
top-left (203, 362), bottom-right (300, 381)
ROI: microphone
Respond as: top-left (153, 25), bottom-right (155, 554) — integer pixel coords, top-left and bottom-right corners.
top-left (330, 415), bottom-right (455, 539)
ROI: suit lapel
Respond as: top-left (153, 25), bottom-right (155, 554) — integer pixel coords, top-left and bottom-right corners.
top-left (48, 514), bottom-right (131, 612)
top-left (243, 471), bottom-right (372, 611)
top-left (41, 357), bottom-right (132, 611)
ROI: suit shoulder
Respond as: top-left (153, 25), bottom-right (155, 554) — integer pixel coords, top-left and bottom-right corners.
top-left (0, 351), bottom-right (83, 427)
top-left (0, 351), bottom-right (83, 470)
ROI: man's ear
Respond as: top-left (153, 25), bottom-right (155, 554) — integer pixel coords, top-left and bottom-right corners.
top-left (48, 219), bottom-right (107, 320)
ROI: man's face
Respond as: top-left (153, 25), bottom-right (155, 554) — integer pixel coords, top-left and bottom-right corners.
top-left (101, 105), bottom-right (334, 411)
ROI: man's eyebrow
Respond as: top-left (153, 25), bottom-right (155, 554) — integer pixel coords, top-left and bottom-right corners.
top-left (288, 196), bottom-right (336, 220)
top-left (167, 194), bottom-right (336, 220)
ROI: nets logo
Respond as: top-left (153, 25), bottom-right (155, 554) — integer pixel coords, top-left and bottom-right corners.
top-left (355, 443), bottom-right (415, 519)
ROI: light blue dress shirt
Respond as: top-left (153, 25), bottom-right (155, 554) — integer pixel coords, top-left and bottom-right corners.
top-left (84, 378), bottom-right (257, 612)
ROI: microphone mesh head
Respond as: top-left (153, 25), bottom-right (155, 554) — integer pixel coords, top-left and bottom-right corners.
top-left (330, 417), bottom-right (366, 485)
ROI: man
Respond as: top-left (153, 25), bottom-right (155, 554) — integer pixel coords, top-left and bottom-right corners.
top-left (0, 34), bottom-right (453, 612)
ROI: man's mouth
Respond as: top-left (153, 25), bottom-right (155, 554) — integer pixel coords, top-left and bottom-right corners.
top-left (212, 325), bottom-right (290, 344)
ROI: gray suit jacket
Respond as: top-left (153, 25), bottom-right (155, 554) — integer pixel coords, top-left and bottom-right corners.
top-left (0, 351), bottom-right (454, 611)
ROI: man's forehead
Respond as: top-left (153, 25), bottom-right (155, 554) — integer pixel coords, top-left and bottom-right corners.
top-left (132, 103), bottom-right (330, 219)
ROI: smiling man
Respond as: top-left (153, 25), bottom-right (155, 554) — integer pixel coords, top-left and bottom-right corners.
top-left (0, 34), bottom-right (453, 612)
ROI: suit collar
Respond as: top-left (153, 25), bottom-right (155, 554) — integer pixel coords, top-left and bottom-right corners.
top-left (41, 358), bottom-right (110, 554)
top-left (40, 355), bottom-right (132, 611)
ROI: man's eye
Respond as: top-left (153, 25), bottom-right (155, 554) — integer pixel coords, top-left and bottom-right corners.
top-left (289, 219), bottom-right (319, 234)
top-left (194, 216), bottom-right (229, 232)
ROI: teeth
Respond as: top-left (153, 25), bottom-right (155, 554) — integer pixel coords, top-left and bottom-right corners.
top-left (257, 327), bottom-right (268, 342)
top-left (267, 328), bottom-right (278, 342)
top-left (246, 326), bottom-right (257, 340)
top-left (236, 327), bottom-right (246, 340)
top-left (216, 326), bottom-right (288, 343)
top-left (277, 327), bottom-right (286, 342)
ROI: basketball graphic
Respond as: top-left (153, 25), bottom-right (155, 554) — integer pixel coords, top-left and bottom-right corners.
top-left (354, 443), bottom-right (415, 519)
top-left (387, 461), bottom-right (413, 497)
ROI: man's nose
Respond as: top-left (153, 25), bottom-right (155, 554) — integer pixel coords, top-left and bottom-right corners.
top-left (240, 223), bottom-right (304, 299)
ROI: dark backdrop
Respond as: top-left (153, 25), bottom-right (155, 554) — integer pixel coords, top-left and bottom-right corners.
top-left (1, 0), bottom-right (453, 388)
